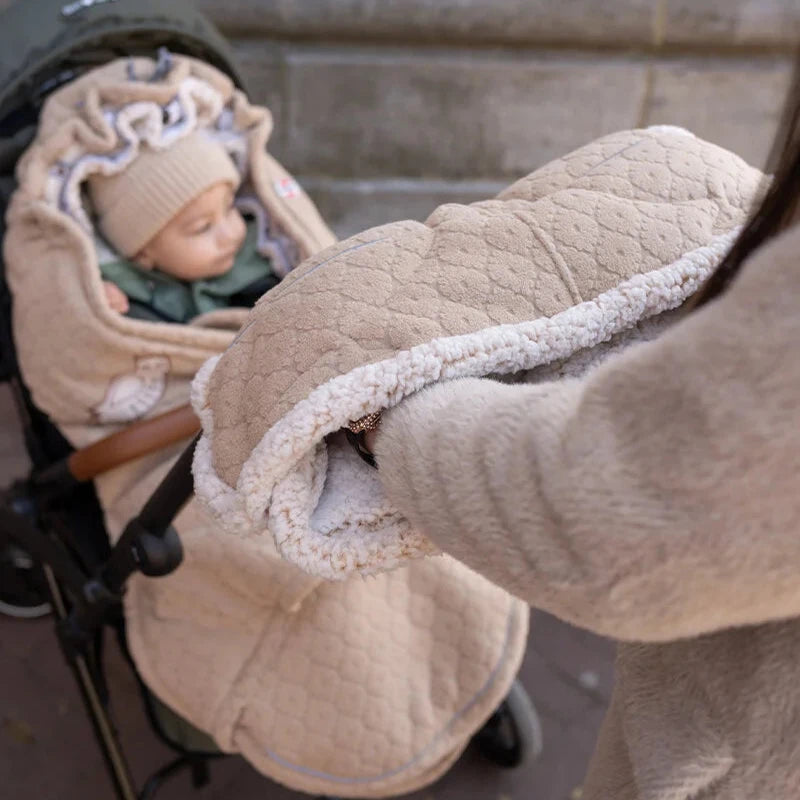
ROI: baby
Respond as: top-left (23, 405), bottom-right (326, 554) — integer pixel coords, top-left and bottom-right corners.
top-left (89, 132), bottom-right (278, 322)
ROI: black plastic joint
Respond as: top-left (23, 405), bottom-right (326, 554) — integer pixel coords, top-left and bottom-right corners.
top-left (83, 577), bottom-right (118, 605)
top-left (131, 525), bottom-right (183, 577)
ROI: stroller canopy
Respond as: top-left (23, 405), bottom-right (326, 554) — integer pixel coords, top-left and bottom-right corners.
top-left (0, 0), bottom-right (242, 390)
top-left (0, 0), bottom-right (243, 128)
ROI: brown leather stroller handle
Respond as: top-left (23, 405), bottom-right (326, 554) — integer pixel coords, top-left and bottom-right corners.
top-left (68, 404), bottom-right (201, 482)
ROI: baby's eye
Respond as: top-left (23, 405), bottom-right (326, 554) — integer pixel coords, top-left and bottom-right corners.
top-left (191, 222), bottom-right (213, 235)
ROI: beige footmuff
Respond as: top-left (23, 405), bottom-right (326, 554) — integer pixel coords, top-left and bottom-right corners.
top-left (6, 54), bottom-right (532, 797)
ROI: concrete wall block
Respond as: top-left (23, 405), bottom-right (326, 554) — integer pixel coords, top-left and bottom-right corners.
top-left (202, 0), bottom-right (657, 47)
top-left (203, 0), bottom-right (799, 49)
top-left (278, 50), bottom-right (647, 180)
top-left (643, 57), bottom-right (793, 169)
top-left (664, 0), bottom-right (800, 48)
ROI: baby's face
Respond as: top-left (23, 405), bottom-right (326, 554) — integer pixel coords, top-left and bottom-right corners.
top-left (137, 182), bottom-right (246, 281)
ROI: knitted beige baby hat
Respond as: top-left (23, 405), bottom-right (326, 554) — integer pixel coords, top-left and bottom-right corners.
top-left (88, 132), bottom-right (241, 257)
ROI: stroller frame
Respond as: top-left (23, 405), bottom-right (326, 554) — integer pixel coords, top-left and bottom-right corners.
top-left (1, 377), bottom-right (228, 799)
top-left (2, 365), bottom-right (540, 800)
top-left (1, 368), bottom-right (540, 800)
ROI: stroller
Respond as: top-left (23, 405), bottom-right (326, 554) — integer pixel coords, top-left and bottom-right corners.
top-left (0, 1), bottom-right (540, 798)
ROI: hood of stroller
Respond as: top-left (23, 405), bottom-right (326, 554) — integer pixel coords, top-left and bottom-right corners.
top-left (0, 0), bottom-right (244, 124)
top-left (5, 53), bottom-right (334, 438)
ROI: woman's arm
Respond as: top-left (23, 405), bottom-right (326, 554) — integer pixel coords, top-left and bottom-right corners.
top-left (375, 227), bottom-right (800, 642)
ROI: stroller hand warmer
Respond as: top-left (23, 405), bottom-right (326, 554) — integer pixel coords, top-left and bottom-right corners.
top-left (191, 126), bottom-right (768, 580)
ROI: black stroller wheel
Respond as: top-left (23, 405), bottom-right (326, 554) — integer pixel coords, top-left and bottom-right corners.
top-left (472, 679), bottom-right (543, 768)
top-left (0, 542), bottom-right (51, 618)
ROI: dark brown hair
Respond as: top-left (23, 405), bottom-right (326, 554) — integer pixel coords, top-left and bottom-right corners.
top-left (693, 56), bottom-right (800, 307)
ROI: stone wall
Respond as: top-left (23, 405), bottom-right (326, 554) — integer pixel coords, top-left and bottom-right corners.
top-left (202, 0), bottom-right (798, 237)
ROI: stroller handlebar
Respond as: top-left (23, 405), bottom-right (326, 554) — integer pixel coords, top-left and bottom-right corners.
top-left (68, 404), bottom-right (200, 482)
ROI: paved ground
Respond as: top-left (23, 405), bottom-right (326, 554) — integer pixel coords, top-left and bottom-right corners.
top-left (0, 384), bottom-right (616, 799)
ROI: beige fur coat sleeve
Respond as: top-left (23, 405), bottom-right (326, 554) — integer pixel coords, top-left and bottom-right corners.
top-left (375, 224), bottom-right (800, 643)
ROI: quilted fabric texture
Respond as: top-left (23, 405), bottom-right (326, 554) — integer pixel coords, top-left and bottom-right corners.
top-left (113, 454), bottom-right (527, 797)
top-left (192, 126), bottom-right (766, 578)
top-left (6, 55), bottom-right (529, 797)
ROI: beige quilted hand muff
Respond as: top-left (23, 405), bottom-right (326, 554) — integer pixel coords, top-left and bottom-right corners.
top-left (193, 126), bottom-right (766, 579)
